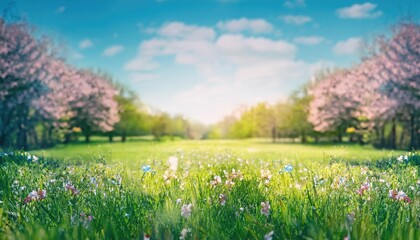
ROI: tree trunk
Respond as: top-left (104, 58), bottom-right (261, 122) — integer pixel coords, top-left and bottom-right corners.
top-left (31, 128), bottom-right (39, 149)
top-left (390, 118), bottom-right (396, 149)
top-left (122, 129), bottom-right (126, 142)
top-left (380, 124), bottom-right (386, 147)
top-left (399, 128), bottom-right (406, 149)
top-left (409, 113), bottom-right (416, 149)
top-left (271, 126), bottom-right (276, 143)
top-left (85, 127), bottom-right (91, 143)
top-left (301, 130), bottom-right (307, 143)
top-left (337, 127), bottom-right (343, 143)
top-left (109, 132), bottom-right (113, 142)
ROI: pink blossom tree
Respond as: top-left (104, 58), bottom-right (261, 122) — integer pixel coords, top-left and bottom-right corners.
top-left (66, 70), bottom-right (120, 143)
top-left (308, 69), bottom-right (362, 142)
top-left (0, 19), bottom-right (54, 148)
top-left (0, 18), bottom-right (120, 147)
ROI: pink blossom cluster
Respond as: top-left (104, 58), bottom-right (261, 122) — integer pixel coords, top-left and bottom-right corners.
top-left (24, 189), bottom-right (46, 203)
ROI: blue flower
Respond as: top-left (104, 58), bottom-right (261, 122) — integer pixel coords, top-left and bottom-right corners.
top-left (284, 164), bottom-right (293, 173)
top-left (142, 165), bottom-right (152, 172)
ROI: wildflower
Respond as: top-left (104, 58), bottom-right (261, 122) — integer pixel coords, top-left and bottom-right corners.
top-left (397, 155), bottom-right (408, 163)
top-left (65, 183), bottom-right (80, 195)
top-left (27, 154), bottom-right (39, 162)
top-left (176, 198), bottom-right (182, 204)
top-left (38, 189), bottom-right (46, 199)
top-left (284, 164), bottom-right (293, 173)
top-left (264, 231), bottom-right (274, 240)
top-left (360, 167), bottom-right (369, 175)
top-left (142, 165), bottom-right (152, 172)
top-left (163, 169), bottom-right (177, 184)
top-left (210, 175), bottom-right (222, 186)
top-left (261, 201), bottom-right (270, 217)
top-left (90, 177), bottom-right (98, 188)
top-left (144, 234), bottom-right (150, 240)
top-left (389, 189), bottom-right (411, 203)
top-left (388, 189), bottom-right (397, 199)
top-left (261, 169), bottom-right (272, 185)
top-left (181, 203), bottom-right (192, 218)
top-left (225, 179), bottom-right (235, 189)
top-left (356, 182), bottom-right (370, 195)
top-left (396, 191), bottom-right (411, 202)
top-left (225, 169), bottom-right (243, 180)
top-left (116, 174), bottom-right (122, 185)
top-left (219, 194), bottom-right (227, 206)
top-left (179, 228), bottom-right (190, 240)
top-left (24, 189), bottom-right (46, 203)
top-left (24, 190), bottom-right (39, 203)
top-left (168, 156), bottom-right (178, 172)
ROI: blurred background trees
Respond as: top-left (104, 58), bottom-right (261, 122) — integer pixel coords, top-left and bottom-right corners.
top-left (0, 15), bottom-right (418, 150)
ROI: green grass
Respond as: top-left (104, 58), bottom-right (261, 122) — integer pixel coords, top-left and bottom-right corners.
top-left (1, 139), bottom-right (419, 239)
top-left (32, 138), bottom-right (406, 166)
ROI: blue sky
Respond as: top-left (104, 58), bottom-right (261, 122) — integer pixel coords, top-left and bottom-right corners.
top-left (1, 0), bottom-right (418, 124)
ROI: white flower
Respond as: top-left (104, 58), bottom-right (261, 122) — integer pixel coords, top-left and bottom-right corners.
top-left (176, 198), bottom-right (182, 204)
top-left (396, 190), bottom-right (407, 200)
top-left (210, 175), bottom-right (222, 186)
top-left (264, 230), bottom-right (274, 240)
top-left (179, 228), bottom-right (190, 240)
top-left (168, 156), bottom-right (178, 172)
top-left (181, 203), bottom-right (192, 218)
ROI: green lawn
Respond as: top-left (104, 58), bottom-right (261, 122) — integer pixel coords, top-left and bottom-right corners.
top-left (1, 139), bottom-right (417, 239)
top-left (32, 138), bottom-right (406, 166)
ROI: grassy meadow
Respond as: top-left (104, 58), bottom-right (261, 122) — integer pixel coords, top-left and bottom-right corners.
top-left (1, 139), bottom-right (419, 239)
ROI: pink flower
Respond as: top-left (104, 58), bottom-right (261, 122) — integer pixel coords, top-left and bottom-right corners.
top-left (181, 203), bottom-right (192, 218)
top-left (261, 201), bottom-right (270, 217)
top-left (356, 182), bottom-right (370, 195)
top-left (210, 175), bottom-right (222, 186)
top-left (219, 194), bottom-right (227, 206)
top-left (389, 189), bottom-right (411, 203)
top-left (24, 189), bottom-right (46, 203)
top-left (65, 183), bottom-right (80, 195)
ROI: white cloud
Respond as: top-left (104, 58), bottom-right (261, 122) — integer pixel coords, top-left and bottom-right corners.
top-left (337, 2), bottom-right (382, 19)
top-left (332, 37), bottom-right (362, 55)
top-left (57, 6), bottom-right (66, 13)
top-left (126, 21), bottom-right (325, 123)
top-left (79, 39), bottom-right (94, 49)
top-left (102, 45), bottom-right (124, 57)
top-left (217, 18), bottom-right (274, 34)
top-left (293, 36), bottom-right (324, 45)
top-left (284, 0), bottom-right (306, 8)
top-left (158, 21), bottom-right (216, 40)
top-left (125, 57), bottom-right (159, 71)
top-left (281, 15), bottom-right (312, 25)
top-left (216, 34), bottom-right (296, 64)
